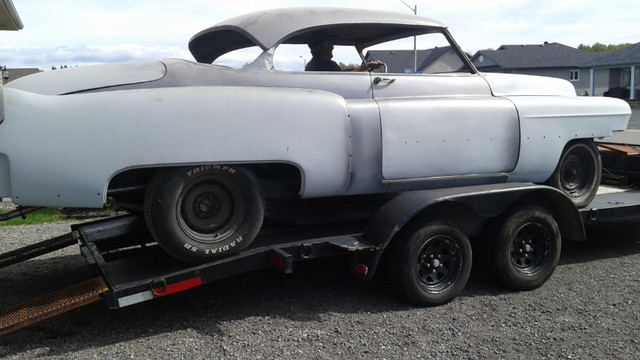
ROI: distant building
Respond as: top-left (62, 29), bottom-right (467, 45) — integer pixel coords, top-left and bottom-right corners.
top-left (582, 42), bottom-right (640, 100)
top-left (365, 46), bottom-right (460, 74)
top-left (0, 0), bottom-right (23, 31)
top-left (470, 42), bottom-right (604, 96)
top-left (1, 0), bottom-right (28, 85)
top-left (470, 41), bottom-right (640, 99)
top-left (4, 68), bottom-right (41, 83)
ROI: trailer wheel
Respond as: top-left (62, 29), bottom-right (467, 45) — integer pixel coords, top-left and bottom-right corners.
top-left (388, 220), bottom-right (472, 306)
top-left (546, 140), bottom-right (601, 208)
top-left (488, 206), bottom-right (561, 291)
top-left (144, 165), bottom-right (264, 264)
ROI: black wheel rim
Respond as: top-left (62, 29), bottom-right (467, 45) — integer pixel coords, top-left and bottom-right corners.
top-left (177, 179), bottom-right (245, 244)
top-left (560, 147), bottom-right (594, 198)
top-left (510, 221), bottom-right (550, 275)
top-left (415, 235), bottom-right (462, 293)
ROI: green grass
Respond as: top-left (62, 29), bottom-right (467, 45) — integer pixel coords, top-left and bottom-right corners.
top-left (0, 207), bottom-right (65, 226)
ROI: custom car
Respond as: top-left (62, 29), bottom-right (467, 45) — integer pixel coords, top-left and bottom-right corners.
top-left (0, 8), bottom-right (630, 262)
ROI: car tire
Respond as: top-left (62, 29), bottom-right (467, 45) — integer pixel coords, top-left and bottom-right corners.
top-left (144, 165), bottom-right (264, 264)
top-left (486, 205), bottom-right (561, 291)
top-left (388, 220), bottom-right (472, 306)
top-left (546, 140), bottom-right (601, 208)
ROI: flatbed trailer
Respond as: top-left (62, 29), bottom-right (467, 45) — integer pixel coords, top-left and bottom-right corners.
top-left (1, 182), bottom-right (639, 336)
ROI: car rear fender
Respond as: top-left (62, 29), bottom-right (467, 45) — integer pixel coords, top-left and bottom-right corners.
top-left (0, 86), bottom-right (352, 207)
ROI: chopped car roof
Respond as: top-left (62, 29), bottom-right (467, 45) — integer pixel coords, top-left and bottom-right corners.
top-left (189, 7), bottom-right (446, 64)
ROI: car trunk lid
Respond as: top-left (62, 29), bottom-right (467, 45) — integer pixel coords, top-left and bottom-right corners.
top-left (5, 61), bottom-right (167, 95)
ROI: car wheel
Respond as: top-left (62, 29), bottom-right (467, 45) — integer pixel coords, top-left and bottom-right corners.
top-left (144, 165), bottom-right (264, 263)
top-left (388, 220), bottom-right (472, 306)
top-left (546, 140), bottom-right (601, 208)
top-left (487, 205), bottom-right (561, 291)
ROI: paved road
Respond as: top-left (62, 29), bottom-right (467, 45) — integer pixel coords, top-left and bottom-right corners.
top-left (629, 104), bottom-right (639, 129)
top-left (599, 104), bottom-right (639, 145)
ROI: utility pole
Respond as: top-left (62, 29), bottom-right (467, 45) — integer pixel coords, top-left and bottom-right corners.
top-left (400, 1), bottom-right (418, 72)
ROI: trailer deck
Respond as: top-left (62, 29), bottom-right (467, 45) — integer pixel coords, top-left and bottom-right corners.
top-left (1, 184), bottom-right (639, 336)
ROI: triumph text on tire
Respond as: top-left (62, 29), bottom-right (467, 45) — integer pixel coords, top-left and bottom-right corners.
top-left (144, 165), bottom-right (264, 264)
top-left (388, 220), bottom-right (472, 306)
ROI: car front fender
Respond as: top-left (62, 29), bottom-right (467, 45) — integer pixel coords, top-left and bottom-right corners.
top-left (507, 95), bottom-right (631, 182)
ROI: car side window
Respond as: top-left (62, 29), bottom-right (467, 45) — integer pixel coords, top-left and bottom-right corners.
top-left (212, 46), bottom-right (263, 70)
top-left (274, 44), bottom-right (362, 72)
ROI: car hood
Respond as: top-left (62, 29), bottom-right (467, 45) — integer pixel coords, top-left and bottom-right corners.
top-left (6, 61), bottom-right (167, 95)
top-left (481, 72), bottom-right (577, 97)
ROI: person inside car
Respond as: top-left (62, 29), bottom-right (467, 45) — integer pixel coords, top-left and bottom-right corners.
top-left (305, 32), bottom-right (383, 72)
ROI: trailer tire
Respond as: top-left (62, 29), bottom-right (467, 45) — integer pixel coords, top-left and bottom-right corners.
top-left (388, 220), bottom-right (472, 306)
top-left (488, 205), bottom-right (561, 291)
top-left (546, 140), bottom-right (601, 208)
top-left (144, 165), bottom-right (264, 264)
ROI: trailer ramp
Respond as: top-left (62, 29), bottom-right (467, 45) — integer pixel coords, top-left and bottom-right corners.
top-left (0, 277), bottom-right (108, 336)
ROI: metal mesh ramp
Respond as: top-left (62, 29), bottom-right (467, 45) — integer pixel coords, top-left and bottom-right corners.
top-left (0, 277), bottom-right (108, 336)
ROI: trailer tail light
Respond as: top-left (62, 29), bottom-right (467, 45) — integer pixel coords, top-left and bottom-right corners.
top-left (270, 248), bottom-right (293, 273)
top-left (354, 263), bottom-right (368, 276)
top-left (151, 277), bottom-right (202, 297)
top-left (270, 254), bottom-right (284, 270)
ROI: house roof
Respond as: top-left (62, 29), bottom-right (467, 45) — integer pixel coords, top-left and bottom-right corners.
top-left (0, 0), bottom-right (22, 30)
top-left (365, 47), bottom-right (452, 73)
top-left (471, 42), bottom-right (598, 70)
top-left (582, 42), bottom-right (640, 67)
top-left (4, 68), bottom-right (41, 82)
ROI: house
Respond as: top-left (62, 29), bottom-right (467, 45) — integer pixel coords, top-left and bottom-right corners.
top-left (365, 46), bottom-right (461, 73)
top-left (582, 42), bottom-right (640, 100)
top-left (470, 42), bottom-right (604, 96)
top-left (4, 68), bottom-right (41, 83)
top-left (0, 0), bottom-right (22, 31)
top-left (1, 0), bottom-right (24, 84)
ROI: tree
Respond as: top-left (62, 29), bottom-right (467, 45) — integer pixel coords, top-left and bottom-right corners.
top-left (338, 62), bottom-right (358, 71)
top-left (578, 42), bottom-right (632, 53)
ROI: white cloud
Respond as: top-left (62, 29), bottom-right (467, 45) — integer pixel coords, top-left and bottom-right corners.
top-left (2, 0), bottom-right (640, 70)
top-left (0, 44), bottom-right (190, 69)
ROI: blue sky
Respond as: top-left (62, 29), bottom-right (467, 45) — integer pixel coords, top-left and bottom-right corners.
top-left (1, 0), bottom-right (639, 70)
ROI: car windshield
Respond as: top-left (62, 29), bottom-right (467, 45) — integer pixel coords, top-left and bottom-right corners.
top-left (364, 32), bottom-right (468, 74)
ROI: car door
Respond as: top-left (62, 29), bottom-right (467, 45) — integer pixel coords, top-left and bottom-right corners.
top-left (372, 72), bottom-right (520, 181)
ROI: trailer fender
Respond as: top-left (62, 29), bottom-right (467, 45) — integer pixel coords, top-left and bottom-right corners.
top-left (356, 183), bottom-right (584, 279)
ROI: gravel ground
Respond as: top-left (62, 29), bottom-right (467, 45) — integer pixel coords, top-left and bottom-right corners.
top-left (0, 218), bottom-right (639, 359)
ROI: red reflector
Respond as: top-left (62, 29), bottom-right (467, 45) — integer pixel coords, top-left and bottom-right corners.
top-left (152, 277), bottom-right (202, 298)
top-left (270, 254), bottom-right (284, 269)
top-left (355, 264), bottom-right (368, 276)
